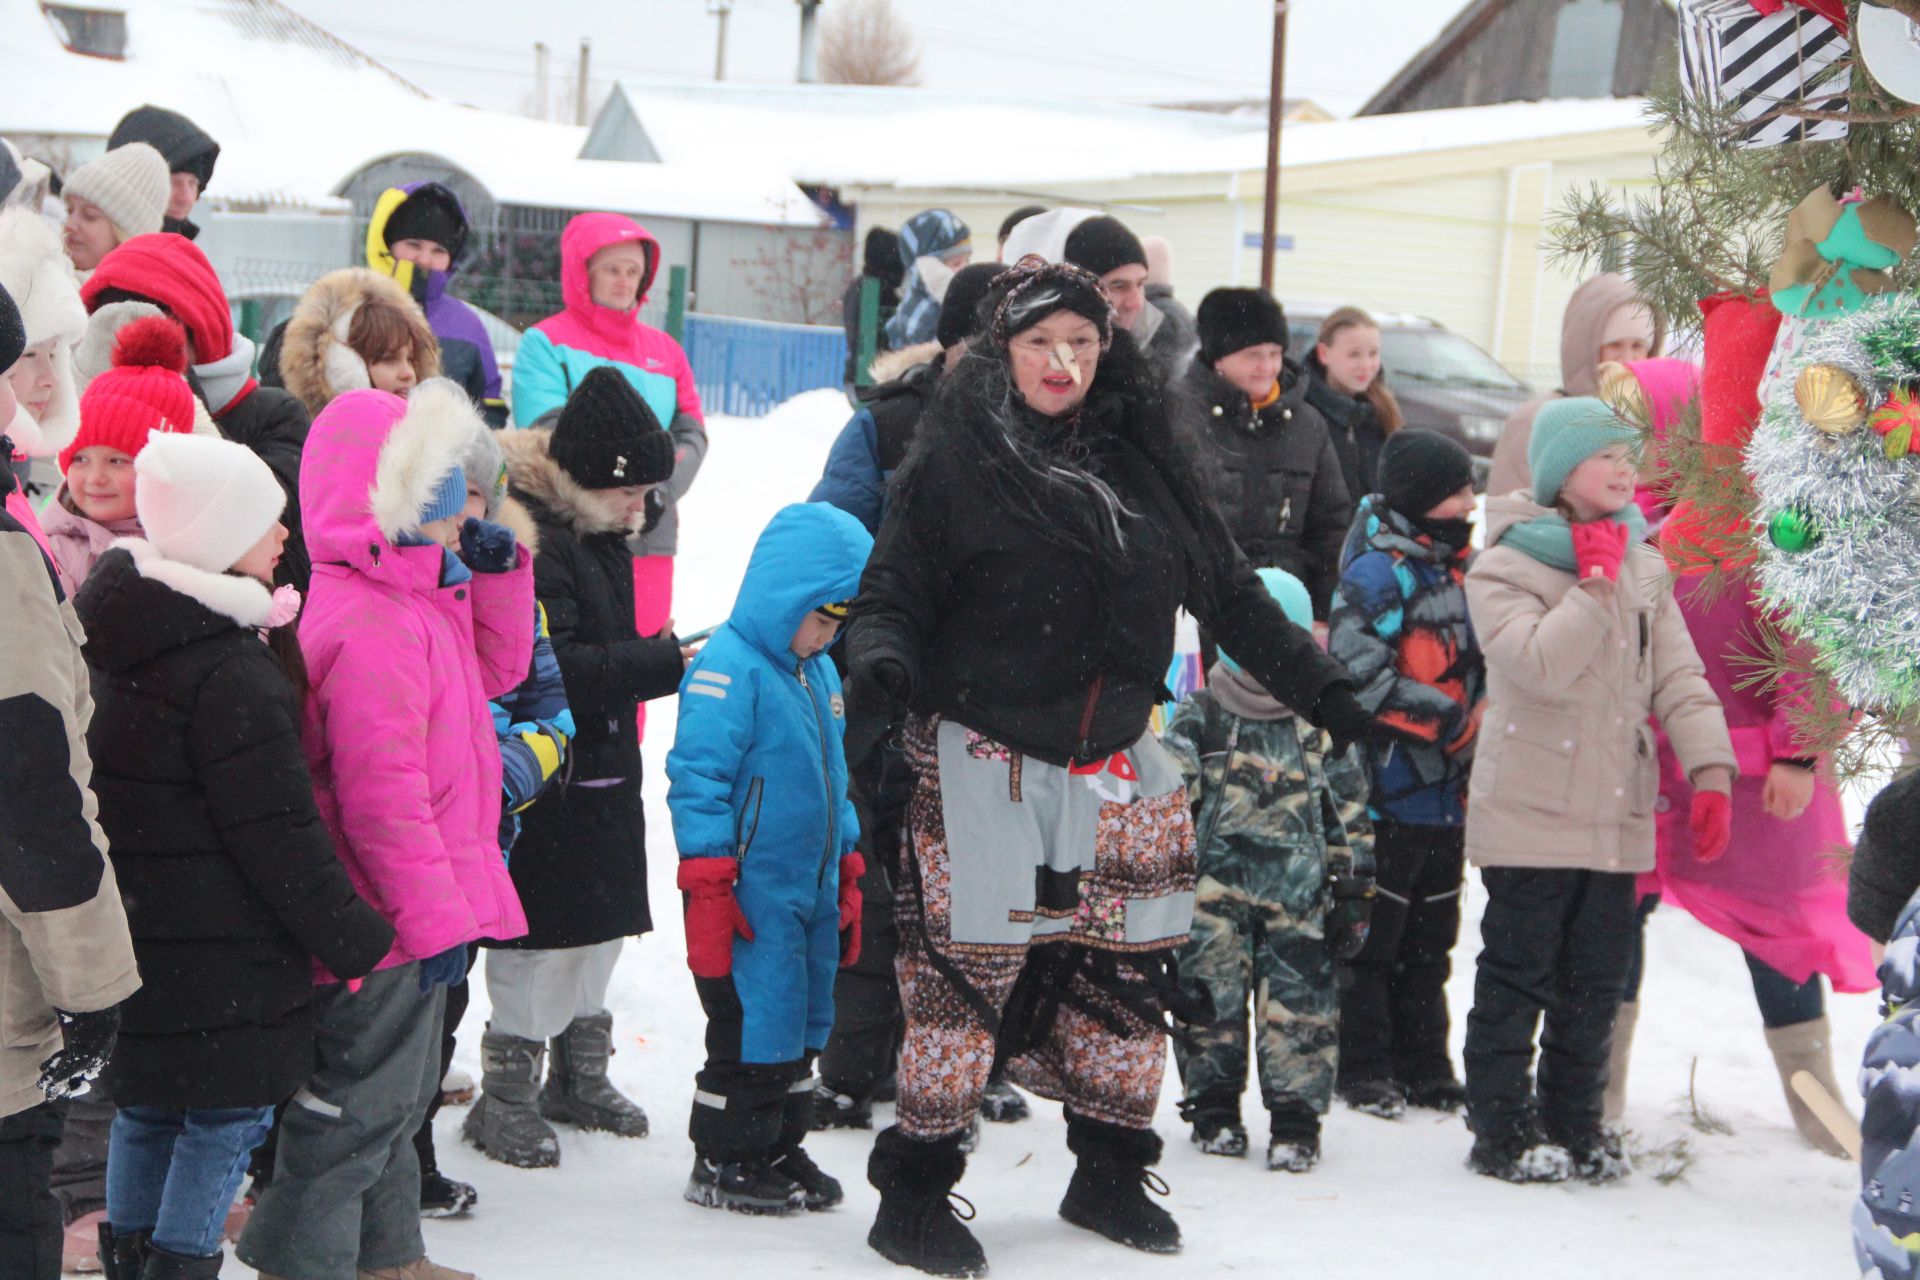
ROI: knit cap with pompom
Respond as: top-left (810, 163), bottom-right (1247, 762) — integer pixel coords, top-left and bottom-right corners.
top-left (60, 314), bottom-right (197, 473)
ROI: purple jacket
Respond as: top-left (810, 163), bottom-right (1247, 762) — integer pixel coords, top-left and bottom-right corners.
top-left (297, 381), bottom-right (533, 977)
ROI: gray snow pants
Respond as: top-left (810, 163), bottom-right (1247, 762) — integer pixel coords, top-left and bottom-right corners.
top-left (236, 963), bottom-right (443, 1280)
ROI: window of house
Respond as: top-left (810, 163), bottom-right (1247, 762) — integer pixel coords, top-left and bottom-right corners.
top-left (41, 4), bottom-right (128, 60)
top-left (1546, 0), bottom-right (1623, 99)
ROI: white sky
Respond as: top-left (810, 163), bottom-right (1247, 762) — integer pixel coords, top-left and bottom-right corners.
top-left (283, 0), bottom-right (1462, 120)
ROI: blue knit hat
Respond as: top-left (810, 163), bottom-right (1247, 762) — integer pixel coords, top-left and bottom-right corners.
top-left (417, 464), bottom-right (467, 527)
top-left (1528, 396), bottom-right (1640, 507)
top-left (1219, 567), bottom-right (1313, 674)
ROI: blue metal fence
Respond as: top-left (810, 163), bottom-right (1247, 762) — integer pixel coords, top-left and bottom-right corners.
top-left (682, 314), bottom-right (848, 418)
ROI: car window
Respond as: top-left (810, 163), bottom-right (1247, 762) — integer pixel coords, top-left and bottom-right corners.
top-left (1378, 329), bottom-right (1526, 391)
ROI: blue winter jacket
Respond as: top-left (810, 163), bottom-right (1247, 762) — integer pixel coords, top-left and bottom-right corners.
top-left (666, 502), bottom-right (873, 1063)
top-left (493, 602), bottom-right (574, 854)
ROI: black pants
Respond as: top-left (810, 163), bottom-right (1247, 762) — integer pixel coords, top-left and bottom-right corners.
top-left (0, 1100), bottom-right (67, 1280)
top-left (689, 975), bottom-right (810, 1163)
top-left (1463, 867), bottom-right (1635, 1136)
top-left (818, 729), bottom-right (909, 1101)
top-left (1338, 820), bottom-right (1464, 1088)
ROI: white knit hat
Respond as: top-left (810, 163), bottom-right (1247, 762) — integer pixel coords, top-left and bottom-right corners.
top-left (135, 433), bottom-right (285, 573)
top-left (64, 142), bottom-right (168, 241)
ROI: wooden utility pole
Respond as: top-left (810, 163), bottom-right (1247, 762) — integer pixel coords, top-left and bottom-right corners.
top-left (709, 0), bottom-right (734, 80)
top-left (1259, 0), bottom-right (1290, 292)
top-left (575, 37), bottom-right (592, 125)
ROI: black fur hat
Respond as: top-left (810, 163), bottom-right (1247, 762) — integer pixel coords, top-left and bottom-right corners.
top-left (1196, 287), bottom-right (1289, 364)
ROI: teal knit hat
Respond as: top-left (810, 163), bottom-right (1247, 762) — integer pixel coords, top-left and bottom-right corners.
top-left (1528, 396), bottom-right (1640, 507)
top-left (1219, 567), bottom-right (1314, 674)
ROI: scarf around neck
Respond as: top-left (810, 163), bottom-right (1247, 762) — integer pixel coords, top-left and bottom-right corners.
top-left (1495, 503), bottom-right (1648, 573)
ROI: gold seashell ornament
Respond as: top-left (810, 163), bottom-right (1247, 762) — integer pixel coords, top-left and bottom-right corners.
top-left (1795, 363), bottom-right (1867, 435)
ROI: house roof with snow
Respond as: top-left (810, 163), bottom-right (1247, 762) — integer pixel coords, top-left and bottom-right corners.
top-left (1, 0), bottom-right (822, 227)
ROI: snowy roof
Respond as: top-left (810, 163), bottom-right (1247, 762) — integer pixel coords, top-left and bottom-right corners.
top-left (591, 78), bottom-right (1269, 189)
top-left (0, 0), bottom-right (821, 226)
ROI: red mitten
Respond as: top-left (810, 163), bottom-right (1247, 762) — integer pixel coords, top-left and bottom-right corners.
top-left (1569, 520), bottom-right (1631, 581)
top-left (1690, 790), bottom-right (1732, 864)
top-left (677, 857), bottom-right (753, 978)
top-left (838, 852), bottom-right (865, 968)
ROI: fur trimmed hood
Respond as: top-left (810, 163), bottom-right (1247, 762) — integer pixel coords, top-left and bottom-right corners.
top-left (280, 267), bottom-right (440, 418)
top-left (108, 536), bottom-right (274, 626)
top-left (499, 426), bottom-right (636, 538)
top-left (300, 379), bottom-right (482, 578)
top-left (75, 537), bottom-right (276, 678)
top-left (868, 340), bottom-right (941, 386)
top-left (0, 207), bottom-right (86, 458)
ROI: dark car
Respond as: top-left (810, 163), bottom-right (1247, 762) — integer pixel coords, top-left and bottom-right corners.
top-left (1286, 305), bottom-right (1533, 483)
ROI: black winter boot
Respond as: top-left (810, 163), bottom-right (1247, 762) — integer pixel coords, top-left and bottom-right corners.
top-left (1467, 1113), bottom-right (1574, 1185)
top-left (98, 1225), bottom-right (150, 1280)
top-left (1545, 1118), bottom-right (1631, 1185)
top-left (1058, 1115), bottom-right (1181, 1255)
top-left (1265, 1106), bottom-right (1322, 1174)
top-left (813, 1081), bottom-right (874, 1130)
top-left (685, 1155), bottom-right (809, 1215)
top-left (135, 1242), bottom-right (223, 1279)
top-left (772, 1077), bottom-right (844, 1210)
top-left (867, 1127), bottom-right (987, 1278)
top-left (463, 1027), bottom-right (561, 1168)
top-left (978, 1078), bottom-right (1029, 1123)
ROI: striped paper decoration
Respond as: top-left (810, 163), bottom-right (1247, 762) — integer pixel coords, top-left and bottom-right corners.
top-left (1679, 0), bottom-right (1851, 148)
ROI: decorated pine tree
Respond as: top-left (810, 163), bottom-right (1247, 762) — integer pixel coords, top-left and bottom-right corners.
top-left (1552, 0), bottom-right (1920, 772)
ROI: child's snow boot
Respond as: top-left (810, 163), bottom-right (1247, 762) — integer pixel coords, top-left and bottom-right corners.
top-left (1266, 1106), bottom-right (1321, 1173)
top-left (813, 1081), bottom-right (874, 1130)
top-left (867, 1127), bottom-right (987, 1278)
top-left (1057, 1115), bottom-right (1181, 1255)
top-left (96, 1225), bottom-right (148, 1280)
top-left (1338, 1077), bottom-right (1406, 1120)
top-left (1466, 1114), bottom-right (1573, 1185)
top-left (769, 1076), bottom-right (844, 1210)
top-left (1602, 1000), bottom-right (1638, 1123)
top-left (978, 1078), bottom-right (1029, 1123)
top-left (1185, 1108), bottom-right (1248, 1157)
top-left (1763, 1015), bottom-right (1850, 1158)
top-left (418, 1169), bottom-right (477, 1218)
top-left (462, 1027), bottom-right (561, 1168)
top-left (1402, 1075), bottom-right (1467, 1113)
top-left (539, 1012), bottom-right (649, 1137)
top-left (1549, 1122), bottom-right (1632, 1185)
top-left (134, 1243), bottom-right (222, 1279)
top-left (685, 1155), bottom-right (808, 1215)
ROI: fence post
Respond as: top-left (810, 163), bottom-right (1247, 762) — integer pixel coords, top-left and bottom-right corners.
top-left (854, 276), bottom-right (879, 388)
top-left (237, 298), bottom-right (262, 348)
top-left (665, 265), bottom-right (689, 343)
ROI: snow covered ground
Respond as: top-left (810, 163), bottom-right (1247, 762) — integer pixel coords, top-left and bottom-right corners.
top-left (254, 388), bottom-right (1871, 1278)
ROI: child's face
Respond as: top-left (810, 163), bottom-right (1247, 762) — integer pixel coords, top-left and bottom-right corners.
top-left (464, 484), bottom-right (488, 522)
top-left (789, 610), bottom-right (842, 660)
top-left (368, 351), bottom-right (417, 396)
top-left (598, 483), bottom-right (653, 524)
top-left (1424, 484), bottom-right (1476, 521)
top-left (66, 447), bottom-right (137, 522)
top-left (62, 197), bottom-right (117, 272)
top-left (1317, 324), bottom-right (1382, 396)
top-left (1213, 343), bottom-right (1286, 401)
top-left (7, 340), bottom-right (60, 420)
top-left (231, 522), bottom-right (288, 584)
top-left (1559, 445), bottom-right (1638, 522)
top-left (587, 243), bottom-right (647, 312)
top-left (391, 238), bottom-right (452, 274)
top-left (418, 513), bottom-right (464, 551)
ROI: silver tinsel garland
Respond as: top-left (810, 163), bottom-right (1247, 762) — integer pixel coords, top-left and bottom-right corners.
top-left (1749, 292), bottom-right (1920, 711)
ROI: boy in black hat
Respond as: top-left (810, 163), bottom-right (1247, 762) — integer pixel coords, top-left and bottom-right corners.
top-left (107, 106), bottom-right (218, 239)
top-left (1326, 428), bottom-right (1485, 1121)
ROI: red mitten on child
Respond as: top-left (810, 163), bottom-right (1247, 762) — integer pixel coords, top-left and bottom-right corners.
top-left (1690, 789), bottom-right (1732, 863)
top-left (837, 852), bottom-right (865, 968)
top-left (1569, 520), bottom-right (1631, 582)
top-left (677, 857), bottom-right (754, 978)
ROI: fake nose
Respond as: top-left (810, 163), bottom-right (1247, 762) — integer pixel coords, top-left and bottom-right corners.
top-left (1049, 342), bottom-right (1084, 385)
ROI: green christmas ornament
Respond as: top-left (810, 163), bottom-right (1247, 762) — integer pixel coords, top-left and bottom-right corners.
top-left (1767, 506), bottom-right (1821, 552)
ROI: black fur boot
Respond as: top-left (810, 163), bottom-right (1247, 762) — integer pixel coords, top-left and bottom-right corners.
top-left (1057, 1113), bottom-right (1181, 1254)
top-left (867, 1127), bottom-right (986, 1278)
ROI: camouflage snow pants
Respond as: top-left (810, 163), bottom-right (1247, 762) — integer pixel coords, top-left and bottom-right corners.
top-left (1173, 870), bottom-right (1339, 1118)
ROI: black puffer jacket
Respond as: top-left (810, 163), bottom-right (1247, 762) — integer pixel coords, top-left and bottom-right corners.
top-left (1183, 358), bottom-right (1352, 617)
top-left (851, 332), bottom-right (1351, 768)
top-left (76, 544), bottom-right (393, 1108)
top-left (496, 429), bottom-right (685, 948)
top-left (1303, 351), bottom-right (1390, 507)
top-left (205, 379), bottom-right (312, 591)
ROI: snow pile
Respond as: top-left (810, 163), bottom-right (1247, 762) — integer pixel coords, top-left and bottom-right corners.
top-left (238, 388), bottom-right (1872, 1278)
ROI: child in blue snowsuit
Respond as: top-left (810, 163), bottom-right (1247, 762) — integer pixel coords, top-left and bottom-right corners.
top-left (667, 502), bottom-right (873, 1216)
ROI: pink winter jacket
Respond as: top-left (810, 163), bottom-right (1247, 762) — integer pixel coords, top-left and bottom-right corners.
top-left (297, 383), bottom-right (534, 976)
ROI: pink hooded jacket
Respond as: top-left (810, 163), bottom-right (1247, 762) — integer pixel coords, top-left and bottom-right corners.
top-left (1629, 358), bottom-right (1874, 992)
top-left (297, 381), bottom-right (534, 976)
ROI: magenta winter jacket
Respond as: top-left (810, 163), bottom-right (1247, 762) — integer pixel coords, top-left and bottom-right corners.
top-left (297, 382), bottom-right (534, 978)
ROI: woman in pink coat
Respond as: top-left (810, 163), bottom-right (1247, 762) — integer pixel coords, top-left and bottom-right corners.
top-left (1610, 357), bottom-right (1874, 1158)
top-left (237, 378), bottom-right (534, 1280)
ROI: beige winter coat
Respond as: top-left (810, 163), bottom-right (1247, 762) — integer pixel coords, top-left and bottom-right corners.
top-left (0, 526), bottom-right (140, 1118)
top-left (1463, 494), bottom-right (1735, 874)
top-left (1486, 274), bottom-right (1668, 498)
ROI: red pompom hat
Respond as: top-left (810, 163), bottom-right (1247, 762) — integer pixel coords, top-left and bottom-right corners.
top-left (60, 315), bottom-right (196, 473)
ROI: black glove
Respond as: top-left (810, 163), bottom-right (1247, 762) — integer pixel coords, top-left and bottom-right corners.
top-left (458, 517), bottom-right (518, 574)
top-left (856, 651), bottom-right (914, 705)
top-left (1314, 684), bottom-right (1375, 759)
top-left (37, 1006), bottom-right (120, 1101)
top-left (1326, 879), bottom-right (1375, 962)
top-left (417, 944), bottom-right (470, 993)
top-left (642, 487), bottom-right (667, 534)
